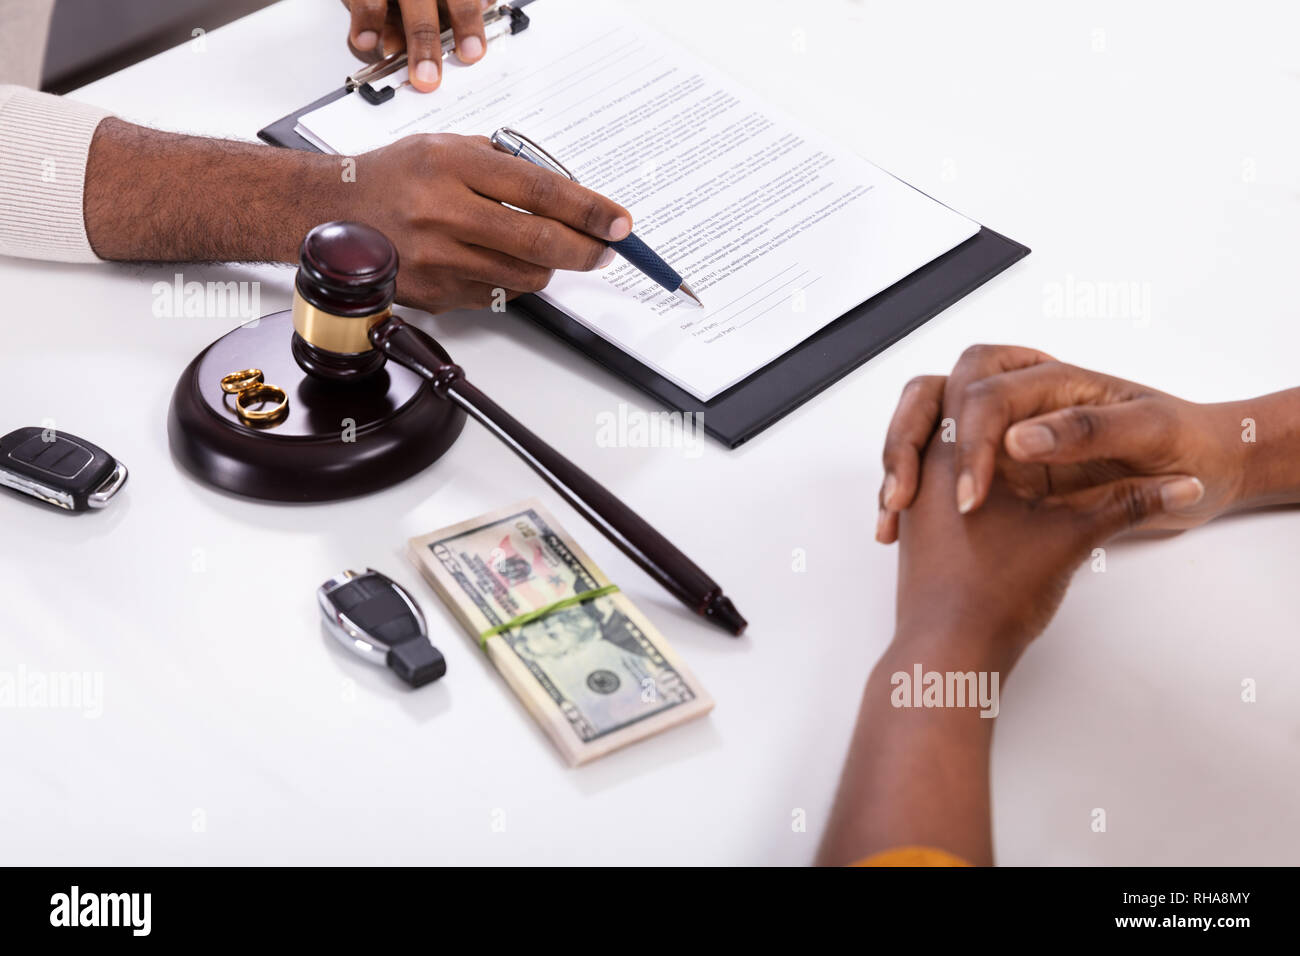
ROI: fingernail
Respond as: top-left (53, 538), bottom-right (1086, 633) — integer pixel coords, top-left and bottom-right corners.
top-left (956, 471), bottom-right (977, 514)
top-left (607, 216), bottom-right (632, 241)
top-left (882, 472), bottom-right (899, 510)
top-left (459, 36), bottom-right (484, 61)
top-left (356, 30), bottom-right (379, 51)
top-left (875, 507), bottom-right (889, 542)
top-left (1160, 476), bottom-right (1205, 511)
top-left (597, 247), bottom-right (617, 268)
top-left (414, 60), bottom-right (440, 87)
top-left (1008, 423), bottom-right (1055, 457)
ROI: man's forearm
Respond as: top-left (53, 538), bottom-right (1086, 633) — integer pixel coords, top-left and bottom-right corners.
top-left (84, 118), bottom-right (352, 262)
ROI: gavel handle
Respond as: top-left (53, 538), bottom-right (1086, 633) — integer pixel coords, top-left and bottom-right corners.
top-left (369, 316), bottom-right (746, 636)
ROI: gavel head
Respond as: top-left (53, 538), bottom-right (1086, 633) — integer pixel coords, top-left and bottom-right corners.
top-left (291, 221), bottom-right (399, 384)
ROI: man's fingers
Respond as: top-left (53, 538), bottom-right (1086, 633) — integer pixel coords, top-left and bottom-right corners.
top-left (447, 243), bottom-right (555, 293)
top-left (1062, 474), bottom-right (1205, 539)
top-left (1005, 398), bottom-right (1172, 468)
top-left (880, 375), bottom-right (945, 517)
top-left (348, 0), bottom-right (389, 60)
top-left (443, 0), bottom-right (488, 63)
top-left (458, 197), bottom-right (617, 271)
top-left (381, 9), bottom-right (406, 56)
top-left (399, 0), bottom-right (444, 90)
top-left (953, 360), bottom-right (1141, 514)
top-left (462, 146), bottom-right (633, 242)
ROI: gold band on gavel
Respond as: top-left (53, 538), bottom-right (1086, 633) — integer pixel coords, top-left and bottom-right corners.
top-left (291, 289), bottom-right (391, 354)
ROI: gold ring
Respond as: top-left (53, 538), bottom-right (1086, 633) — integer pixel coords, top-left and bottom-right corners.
top-left (220, 368), bottom-right (264, 393)
top-left (234, 383), bottom-right (289, 424)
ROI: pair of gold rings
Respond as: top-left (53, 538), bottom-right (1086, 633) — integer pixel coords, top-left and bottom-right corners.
top-left (220, 368), bottom-right (288, 425)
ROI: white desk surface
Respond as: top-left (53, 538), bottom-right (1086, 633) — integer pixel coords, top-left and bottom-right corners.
top-left (2, 0), bottom-right (1297, 866)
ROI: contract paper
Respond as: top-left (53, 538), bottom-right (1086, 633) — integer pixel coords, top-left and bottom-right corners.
top-left (298, 0), bottom-right (979, 400)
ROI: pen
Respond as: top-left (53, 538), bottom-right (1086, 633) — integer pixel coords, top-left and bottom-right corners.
top-left (490, 127), bottom-right (704, 307)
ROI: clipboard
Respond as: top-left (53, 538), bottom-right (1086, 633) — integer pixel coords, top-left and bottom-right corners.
top-left (258, 0), bottom-right (1029, 448)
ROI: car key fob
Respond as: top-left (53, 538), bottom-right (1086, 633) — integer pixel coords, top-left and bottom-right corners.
top-left (317, 569), bottom-right (446, 688)
top-left (0, 426), bottom-right (128, 512)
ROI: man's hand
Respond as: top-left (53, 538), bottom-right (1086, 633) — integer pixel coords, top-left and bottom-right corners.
top-left (344, 0), bottom-right (490, 91)
top-left (351, 134), bottom-right (631, 313)
top-left (84, 123), bottom-right (632, 316)
top-left (875, 344), bottom-right (1261, 543)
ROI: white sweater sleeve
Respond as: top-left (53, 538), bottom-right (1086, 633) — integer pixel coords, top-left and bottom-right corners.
top-left (0, 86), bottom-right (113, 263)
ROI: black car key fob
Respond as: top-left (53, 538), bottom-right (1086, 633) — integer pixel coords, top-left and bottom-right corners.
top-left (317, 569), bottom-right (446, 688)
top-left (0, 426), bottom-right (128, 512)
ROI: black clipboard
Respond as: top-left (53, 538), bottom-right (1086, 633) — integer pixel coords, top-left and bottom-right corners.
top-left (516, 225), bottom-right (1028, 447)
top-left (260, 87), bottom-right (352, 151)
top-left (258, 2), bottom-right (1029, 448)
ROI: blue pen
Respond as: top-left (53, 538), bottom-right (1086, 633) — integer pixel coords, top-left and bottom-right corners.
top-left (489, 127), bottom-right (704, 307)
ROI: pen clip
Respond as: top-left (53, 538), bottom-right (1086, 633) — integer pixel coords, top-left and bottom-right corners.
top-left (493, 127), bottom-right (579, 181)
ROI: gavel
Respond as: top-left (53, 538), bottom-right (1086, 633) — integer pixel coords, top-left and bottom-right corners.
top-left (289, 221), bottom-right (746, 636)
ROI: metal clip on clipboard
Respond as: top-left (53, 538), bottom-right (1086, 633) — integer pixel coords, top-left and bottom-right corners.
top-left (346, 3), bottom-right (531, 105)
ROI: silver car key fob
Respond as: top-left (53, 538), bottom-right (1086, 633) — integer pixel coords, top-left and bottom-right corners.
top-left (0, 426), bottom-right (128, 512)
top-left (317, 569), bottom-right (446, 687)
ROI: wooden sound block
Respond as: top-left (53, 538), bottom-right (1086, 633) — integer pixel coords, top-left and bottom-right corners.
top-left (168, 310), bottom-right (466, 502)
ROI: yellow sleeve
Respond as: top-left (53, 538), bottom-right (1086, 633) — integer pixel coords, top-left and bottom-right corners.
top-left (852, 846), bottom-right (972, 867)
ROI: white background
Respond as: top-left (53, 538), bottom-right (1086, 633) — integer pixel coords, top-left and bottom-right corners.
top-left (1, 0), bottom-right (1297, 865)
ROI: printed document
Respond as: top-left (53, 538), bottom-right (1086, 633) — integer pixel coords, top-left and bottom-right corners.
top-left (298, 0), bottom-right (979, 400)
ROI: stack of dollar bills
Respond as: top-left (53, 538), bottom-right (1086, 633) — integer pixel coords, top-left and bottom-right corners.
top-left (408, 500), bottom-right (714, 765)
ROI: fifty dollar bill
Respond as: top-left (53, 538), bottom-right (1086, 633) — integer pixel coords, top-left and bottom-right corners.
top-left (408, 499), bottom-right (714, 766)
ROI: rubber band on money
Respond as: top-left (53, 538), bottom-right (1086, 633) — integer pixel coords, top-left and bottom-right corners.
top-left (477, 584), bottom-right (621, 648)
